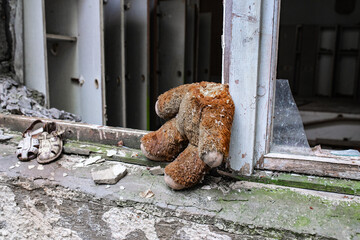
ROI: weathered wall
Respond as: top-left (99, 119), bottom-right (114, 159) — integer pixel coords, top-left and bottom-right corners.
top-left (0, 0), bottom-right (23, 82)
top-left (0, 0), bottom-right (10, 74)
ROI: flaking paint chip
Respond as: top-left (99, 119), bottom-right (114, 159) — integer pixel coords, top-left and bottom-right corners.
top-left (106, 150), bottom-right (117, 157)
top-left (28, 165), bottom-right (35, 169)
top-left (139, 189), bottom-right (154, 199)
top-left (149, 166), bottom-right (164, 175)
top-left (201, 185), bottom-right (212, 190)
top-left (84, 156), bottom-right (102, 166)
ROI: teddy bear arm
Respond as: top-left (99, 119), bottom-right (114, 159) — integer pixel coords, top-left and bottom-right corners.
top-left (198, 105), bottom-right (234, 168)
top-left (140, 118), bottom-right (188, 161)
top-left (156, 84), bottom-right (191, 119)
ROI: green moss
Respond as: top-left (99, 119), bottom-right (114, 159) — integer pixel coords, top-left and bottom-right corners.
top-left (65, 140), bottom-right (112, 153)
top-left (64, 140), bottom-right (167, 167)
top-left (227, 172), bottom-right (360, 196)
top-left (294, 216), bottom-right (311, 228)
top-left (212, 185), bottom-right (360, 238)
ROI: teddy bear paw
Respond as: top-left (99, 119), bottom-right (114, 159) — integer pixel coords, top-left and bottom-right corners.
top-left (164, 174), bottom-right (186, 190)
top-left (202, 151), bottom-right (223, 168)
top-left (140, 143), bottom-right (168, 161)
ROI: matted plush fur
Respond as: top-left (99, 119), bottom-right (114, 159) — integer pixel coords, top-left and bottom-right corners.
top-left (141, 82), bottom-right (235, 189)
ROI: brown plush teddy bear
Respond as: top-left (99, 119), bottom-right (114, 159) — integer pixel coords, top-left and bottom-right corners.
top-left (141, 82), bottom-right (235, 190)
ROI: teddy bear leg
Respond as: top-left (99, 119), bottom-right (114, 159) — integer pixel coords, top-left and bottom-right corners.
top-left (164, 144), bottom-right (210, 190)
top-left (140, 118), bottom-right (188, 162)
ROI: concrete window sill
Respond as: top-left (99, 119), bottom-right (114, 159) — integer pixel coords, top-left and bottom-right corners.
top-left (0, 128), bottom-right (359, 239)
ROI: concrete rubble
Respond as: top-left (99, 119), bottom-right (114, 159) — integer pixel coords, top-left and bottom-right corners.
top-left (91, 163), bottom-right (128, 185)
top-left (0, 129), bottom-right (12, 141)
top-left (149, 166), bottom-right (165, 175)
top-left (0, 74), bottom-right (81, 122)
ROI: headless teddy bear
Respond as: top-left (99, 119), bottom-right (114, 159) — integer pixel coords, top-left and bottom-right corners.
top-left (141, 82), bottom-right (235, 190)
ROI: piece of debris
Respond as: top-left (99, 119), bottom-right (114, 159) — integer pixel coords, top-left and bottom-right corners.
top-left (139, 189), bottom-right (154, 199)
top-left (117, 151), bottom-right (127, 157)
top-left (49, 177), bottom-right (55, 181)
top-left (119, 186), bottom-right (125, 190)
top-left (201, 185), bottom-right (212, 190)
top-left (63, 173), bottom-right (68, 177)
top-left (28, 165), bottom-right (35, 169)
top-left (207, 196), bottom-right (212, 201)
top-left (9, 166), bottom-right (15, 169)
top-left (312, 145), bottom-right (322, 153)
top-left (117, 140), bottom-right (124, 147)
top-left (105, 185), bottom-right (110, 189)
top-left (131, 152), bottom-right (138, 158)
top-left (84, 155), bottom-right (102, 166)
top-left (106, 149), bottom-right (117, 157)
top-left (91, 164), bottom-right (127, 185)
top-left (0, 130), bottom-right (12, 142)
top-left (148, 166), bottom-right (164, 175)
top-left (218, 184), bottom-right (231, 195)
top-left (37, 165), bottom-right (44, 170)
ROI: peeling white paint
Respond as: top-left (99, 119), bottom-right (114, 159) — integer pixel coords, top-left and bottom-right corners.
top-left (223, 0), bottom-right (280, 174)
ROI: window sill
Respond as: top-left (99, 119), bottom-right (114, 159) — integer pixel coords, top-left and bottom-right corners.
top-left (259, 152), bottom-right (360, 180)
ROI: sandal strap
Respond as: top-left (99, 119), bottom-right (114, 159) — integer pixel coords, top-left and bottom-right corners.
top-left (22, 119), bottom-right (44, 137)
top-left (22, 120), bottom-right (58, 138)
top-left (44, 122), bottom-right (57, 134)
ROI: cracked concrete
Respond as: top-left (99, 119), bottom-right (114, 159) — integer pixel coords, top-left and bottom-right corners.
top-left (0, 132), bottom-right (360, 239)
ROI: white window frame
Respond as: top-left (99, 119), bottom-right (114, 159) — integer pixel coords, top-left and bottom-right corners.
top-left (223, 0), bottom-right (360, 180)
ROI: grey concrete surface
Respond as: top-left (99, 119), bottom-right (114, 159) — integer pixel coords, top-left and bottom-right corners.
top-left (0, 134), bottom-right (360, 239)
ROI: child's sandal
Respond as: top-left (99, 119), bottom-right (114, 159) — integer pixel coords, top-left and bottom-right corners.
top-left (16, 120), bottom-right (44, 161)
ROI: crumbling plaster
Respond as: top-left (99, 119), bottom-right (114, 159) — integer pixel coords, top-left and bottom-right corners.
top-left (0, 0), bottom-right (23, 82)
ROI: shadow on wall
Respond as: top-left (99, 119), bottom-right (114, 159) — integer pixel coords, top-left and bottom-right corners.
top-left (0, 0), bottom-right (11, 74)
